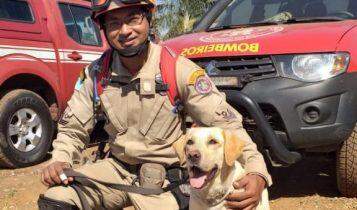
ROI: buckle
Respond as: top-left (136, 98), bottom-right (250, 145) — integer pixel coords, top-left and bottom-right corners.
top-left (167, 168), bottom-right (185, 183)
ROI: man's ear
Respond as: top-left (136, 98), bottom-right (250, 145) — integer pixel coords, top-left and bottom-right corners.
top-left (223, 129), bottom-right (245, 167)
top-left (173, 135), bottom-right (187, 166)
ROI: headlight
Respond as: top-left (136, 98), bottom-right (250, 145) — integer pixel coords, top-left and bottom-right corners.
top-left (274, 53), bottom-right (350, 82)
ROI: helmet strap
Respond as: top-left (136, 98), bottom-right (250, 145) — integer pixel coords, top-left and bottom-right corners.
top-left (116, 39), bottom-right (149, 58)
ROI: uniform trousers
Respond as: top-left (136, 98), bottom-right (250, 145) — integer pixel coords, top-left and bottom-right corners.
top-left (44, 158), bottom-right (179, 210)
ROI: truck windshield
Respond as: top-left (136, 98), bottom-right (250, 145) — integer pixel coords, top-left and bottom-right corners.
top-left (209, 0), bottom-right (357, 30)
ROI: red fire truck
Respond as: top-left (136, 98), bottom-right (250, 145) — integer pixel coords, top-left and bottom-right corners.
top-left (165, 0), bottom-right (357, 197)
top-left (0, 0), bottom-right (107, 168)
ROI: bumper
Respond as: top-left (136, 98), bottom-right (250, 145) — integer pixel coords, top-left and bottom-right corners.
top-left (241, 72), bottom-right (357, 149)
top-left (223, 90), bottom-right (301, 165)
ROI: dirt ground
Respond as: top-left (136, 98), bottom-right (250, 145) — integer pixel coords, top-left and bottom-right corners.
top-left (0, 153), bottom-right (356, 210)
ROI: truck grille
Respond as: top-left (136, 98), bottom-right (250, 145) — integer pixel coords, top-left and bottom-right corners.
top-left (238, 104), bottom-right (286, 132)
top-left (193, 55), bottom-right (277, 87)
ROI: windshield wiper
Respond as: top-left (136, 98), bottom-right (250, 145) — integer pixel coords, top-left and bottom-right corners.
top-left (207, 16), bottom-right (346, 32)
top-left (281, 16), bottom-right (345, 23)
top-left (207, 21), bottom-right (280, 32)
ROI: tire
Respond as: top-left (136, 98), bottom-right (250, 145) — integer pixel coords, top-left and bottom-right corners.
top-left (336, 124), bottom-right (357, 197)
top-left (0, 89), bottom-right (54, 168)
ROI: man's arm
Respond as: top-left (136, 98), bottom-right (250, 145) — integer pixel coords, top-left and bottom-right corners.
top-left (41, 66), bottom-right (96, 186)
top-left (51, 66), bottom-right (96, 165)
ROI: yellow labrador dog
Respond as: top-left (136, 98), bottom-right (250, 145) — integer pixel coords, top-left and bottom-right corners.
top-left (174, 127), bottom-right (269, 210)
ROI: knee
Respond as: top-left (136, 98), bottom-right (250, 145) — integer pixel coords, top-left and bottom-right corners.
top-left (39, 186), bottom-right (79, 210)
top-left (43, 186), bottom-right (77, 205)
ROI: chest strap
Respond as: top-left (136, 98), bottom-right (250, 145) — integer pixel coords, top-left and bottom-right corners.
top-left (96, 46), bottom-right (182, 111)
top-left (110, 77), bottom-right (169, 93)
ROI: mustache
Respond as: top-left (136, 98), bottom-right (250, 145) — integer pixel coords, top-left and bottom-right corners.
top-left (117, 35), bottom-right (135, 43)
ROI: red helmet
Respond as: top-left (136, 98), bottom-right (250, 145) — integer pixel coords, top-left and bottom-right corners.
top-left (91, 0), bottom-right (156, 22)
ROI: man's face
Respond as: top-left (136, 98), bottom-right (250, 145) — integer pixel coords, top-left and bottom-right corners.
top-left (104, 7), bottom-right (149, 51)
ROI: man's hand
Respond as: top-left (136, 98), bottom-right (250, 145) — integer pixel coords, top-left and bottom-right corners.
top-left (41, 161), bottom-right (73, 186)
top-left (225, 174), bottom-right (266, 210)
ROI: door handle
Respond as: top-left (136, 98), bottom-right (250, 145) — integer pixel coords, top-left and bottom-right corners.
top-left (67, 51), bottom-right (83, 61)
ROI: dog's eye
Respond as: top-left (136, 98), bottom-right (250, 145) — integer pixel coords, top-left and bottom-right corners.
top-left (187, 139), bottom-right (194, 145)
top-left (208, 139), bottom-right (218, 145)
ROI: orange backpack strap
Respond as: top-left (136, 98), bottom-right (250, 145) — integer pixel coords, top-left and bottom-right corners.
top-left (160, 46), bottom-right (181, 109)
top-left (160, 46), bottom-right (187, 133)
top-left (94, 48), bottom-right (113, 96)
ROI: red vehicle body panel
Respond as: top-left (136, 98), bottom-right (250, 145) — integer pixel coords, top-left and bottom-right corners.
top-left (336, 25), bottom-right (357, 73)
top-left (0, 0), bottom-right (107, 113)
top-left (165, 21), bottom-right (357, 73)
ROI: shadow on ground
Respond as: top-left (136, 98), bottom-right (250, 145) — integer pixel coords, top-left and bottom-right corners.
top-left (269, 153), bottom-right (340, 200)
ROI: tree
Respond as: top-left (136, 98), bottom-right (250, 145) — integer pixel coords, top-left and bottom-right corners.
top-left (153, 0), bottom-right (216, 40)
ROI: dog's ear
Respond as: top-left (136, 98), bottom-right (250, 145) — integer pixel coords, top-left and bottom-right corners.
top-left (173, 135), bottom-right (187, 166)
top-left (223, 129), bottom-right (245, 167)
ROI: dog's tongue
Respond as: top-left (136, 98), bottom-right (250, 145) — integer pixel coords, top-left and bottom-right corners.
top-left (190, 174), bottom-right (207, 189)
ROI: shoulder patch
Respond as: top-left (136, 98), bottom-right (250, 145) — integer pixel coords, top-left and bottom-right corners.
top-left (219, 108), bottom-right (237, 121)
top-left (194, 75), bottom-right (212, 95)
top-left (75, 68), bottom-right (86, 91)
top-left (79, 67), bottom-right (86, 81)
top-left (74, 78), bottom-right (83, 91)
top-left (188, 69), bottom-right (205, 85)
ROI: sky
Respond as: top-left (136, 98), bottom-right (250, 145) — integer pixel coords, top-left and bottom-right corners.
top-left (157, 0), bottom-right (164, 5)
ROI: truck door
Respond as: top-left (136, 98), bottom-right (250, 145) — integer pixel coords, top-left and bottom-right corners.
top-left (54, 0), bottom-right (107, 104)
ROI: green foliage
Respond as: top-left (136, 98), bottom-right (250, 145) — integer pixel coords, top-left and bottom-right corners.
top-left (153, 0), bottom-right (215, 40)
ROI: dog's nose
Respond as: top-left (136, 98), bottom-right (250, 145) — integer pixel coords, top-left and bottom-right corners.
top-left (187, 150), bottom-right (201, 164)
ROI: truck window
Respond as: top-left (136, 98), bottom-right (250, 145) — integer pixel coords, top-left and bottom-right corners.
top-left (59, 3), bottom-right (102, 46)
top-left (0, 0), bottom-right (34, 23)
top-left (210, 0), bottom-right (356, 29)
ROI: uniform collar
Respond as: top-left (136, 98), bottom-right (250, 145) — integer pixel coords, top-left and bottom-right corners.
top-left (111, 50), bottom-right (132, 84)
top-left (137, 42), bottom-right (161, 95)
top-left (111, 42), bottom-right (162, 95)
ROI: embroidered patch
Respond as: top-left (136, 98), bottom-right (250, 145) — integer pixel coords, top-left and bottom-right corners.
top-left (194, 76), bottom-right (212, 94)
top-left (58, 107), bottom-right (73, 126)
top-left (220, 109), bottom-right (237, 120)
top-left (74, 78), bottom-right (84, 91)
top-left (188, 69), bottom-right (205, 85)
top-left (140, 79), bottom-right (155, 95)
top-left (75, 68), bottom-right (86, 91)
top-left (79, 68), bottom-right (86, 81)
top-left (143, 82), bottom-right (152, 92)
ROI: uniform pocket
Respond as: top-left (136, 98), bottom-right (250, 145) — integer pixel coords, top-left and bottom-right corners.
top-left (100, 87), bottom-right (127, 135)
top-left (67, 98), bottom-right (93, 125)
top-left (156, 104), bottom-right (180, 140)
top-left (139, 97), bottom-right (179, 142)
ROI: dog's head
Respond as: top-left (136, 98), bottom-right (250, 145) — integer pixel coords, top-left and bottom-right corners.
top-left (174, 127), bottom-right (245, 189)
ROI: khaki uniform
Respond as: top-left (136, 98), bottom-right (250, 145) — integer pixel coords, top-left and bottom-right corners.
top-left (45, 43), bottom-right (272, 209)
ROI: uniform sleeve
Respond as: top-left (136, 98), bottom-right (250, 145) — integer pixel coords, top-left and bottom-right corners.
top-left (176, 56), bottom-right (272, 186)
top-left (50, 66), bottom-right (95, 165)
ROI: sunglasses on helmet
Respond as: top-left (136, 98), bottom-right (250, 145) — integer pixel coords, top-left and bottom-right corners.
top-left (91, 0), bottom-right (145, 12)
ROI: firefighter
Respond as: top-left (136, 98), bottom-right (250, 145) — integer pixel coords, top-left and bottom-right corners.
top-left (38, 0), bottom-right (272, 209)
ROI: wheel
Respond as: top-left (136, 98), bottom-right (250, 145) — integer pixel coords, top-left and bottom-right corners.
top-left (0, 89), bottom-right (54, 168)
top-left (336, 124), bottom-right (357, 197)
